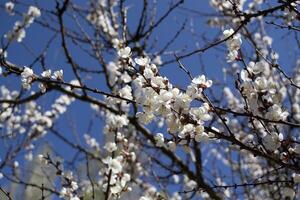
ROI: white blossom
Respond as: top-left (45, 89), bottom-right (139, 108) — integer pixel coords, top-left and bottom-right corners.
top-left (120, 72), bottom-right (132, 83)
top-left (195, 132), bottom-right (209, 142)
top-left (191, 75), bottom-right (212, 88)
top-left (223, 28), bottom-right (242, 62)
top-left (104, 156), bottom-right (123, 173)
top-left (41, 70), bottom-right (51, 78)
top-left (247, 61), bottom-right (264, 74)
top-left (39, 83), bottom-right (47, 93)
top-left (5, 2), bottom-right (14, 15)
top-left (52, 70), bottom-right (63, 80)
top-left (27, 6), bottom-right (41, 18)
top-left (21, 67), bottom-right (34, 89)
top-left (84, 134), bottom-right (100, 149)
top-left (265, 104), bottom-right (289, 121)
top-left (154, 133), bottom-right (164, 147)
top-left (104, 142), bottom-right (117, 152)
top-left (254, 77), bottom-right (269, 92)
top-left (139, 196), bottom-right (150, 200)
top-left (71, 181), bottom-right (78, 191)
top-left (135, 57), bottom-right (150, 66)
top-left (118, 47), bottom-right (131, 58)
top-left (119, 85), bottom-right (133, 100)
top-left (262, 132), bottom-right (281, 152)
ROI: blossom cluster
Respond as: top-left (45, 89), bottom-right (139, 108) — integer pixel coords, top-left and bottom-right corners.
top-left (5, 5), bottom-right (41, 42)
top-left (21, 66), bottom-right (63, 91)
top-left (114, 46), bottom-right (214, 152)
top-left (0, 83), bottom-right (74, 164)
top-left (90, 65), bottom-right (138, 198)
top-left (38, 154), bottom-right (80, 200)
top-left (86, 1), bottom-right (118, 39)
top-left (86, 111), bottom-right (137, 198)
top-left (223, 28), bottom-right (242, 62)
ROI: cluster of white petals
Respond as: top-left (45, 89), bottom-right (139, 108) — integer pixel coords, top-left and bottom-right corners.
top-left (84, 134), bottom-right (100, 150)
top-left (223, 28), bottom-right (242, 62)
top-left (20, 68), bottom-right (64, 92)
top-left (86, 1), bottom-right (118, 37)
top-left (5, 5), bottom-right (41, 42)
top-left (125, 50), bottom-right (213, 148)
top-left (21, 66), bottom-right (35, 89)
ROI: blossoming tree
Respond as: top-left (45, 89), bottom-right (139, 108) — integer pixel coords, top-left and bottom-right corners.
top-left (0, 0), bottom-right (300, 199)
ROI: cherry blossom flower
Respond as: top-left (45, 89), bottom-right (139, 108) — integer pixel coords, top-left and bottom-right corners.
top-left (135, 57), bottom-right (150, 66)
top-left (52, 70), bottom-right (63, 80)
top-left (104, 142), bottom-right (117, 152)
top-left (5, 2), bottom-right (14, 15)
top-left (254, 77), bottom-right (269, 92)
top-left (21, 66), bottom-right (35, 89)
top-left (247, 61), bottom-right (265, 74)
top-left (41, 69), bottom-right (51, 78)
top-left (154, 133), bottom-right (164, 147)
top-left (191, 75), bottom-right (213, 88)
top-left (27, 6), bottom-right (41, 18)
top-left (118, 47), bottom-right (131, 58)
top-left (119, 85), bottom-right (133, 100)
top-left (262, 132), bottom-right (281, 152)
top-left (104, 156), bottom-right (123, 173)
top-left (223, 28), bottom-right (242, 62)
top-left (265, 104), bottom-right (289, 121)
